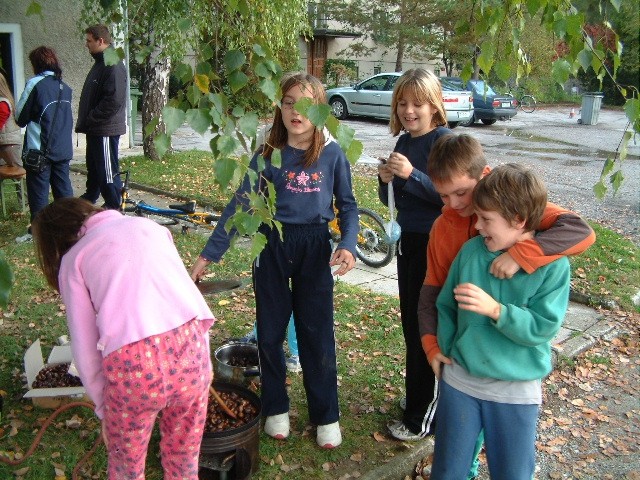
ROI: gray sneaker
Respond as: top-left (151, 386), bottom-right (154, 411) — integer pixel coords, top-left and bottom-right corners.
top-left (286, 355), bottom-right (302, 373)
top-left (387, 420), bottom-right (424, 441)
top-left (399, 396), bottom-right (406, 411)
top-left (15, 233), bottom-right (32, 243)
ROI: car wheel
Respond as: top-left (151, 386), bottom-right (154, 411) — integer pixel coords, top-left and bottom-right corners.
top-left (330, 98), bottom-right (348, 120)
top-left (481, 118), bottom-right (497, 125)
top-left (461, 115), bottom-right (476, 126)
top-left (448, 121), bottom-right (459, 129)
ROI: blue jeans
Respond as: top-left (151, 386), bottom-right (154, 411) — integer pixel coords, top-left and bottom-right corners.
top-left (25, 160), bottom-right (74, 222)
top-left (252, 313), bottom-right (298, 356)
top-left (431, 379), bottom-right (538, 480)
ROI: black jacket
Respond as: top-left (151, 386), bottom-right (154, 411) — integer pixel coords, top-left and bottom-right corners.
top-left (75, 47), bottom-right (127, 136)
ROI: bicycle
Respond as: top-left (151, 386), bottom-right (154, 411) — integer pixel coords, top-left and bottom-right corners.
top-left (119, 171), bottom-right (395, 267)
top-left (119, 170), bottom-right (220, 233)
top-left (507, 86), bottom-right (537, 113)
top-left (329, 207), bottom-right (396, 268)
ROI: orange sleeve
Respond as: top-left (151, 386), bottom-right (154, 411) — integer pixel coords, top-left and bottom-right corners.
top-left (508, 203), bottom-right (596, 274)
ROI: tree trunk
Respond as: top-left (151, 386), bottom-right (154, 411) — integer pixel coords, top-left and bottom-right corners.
top-left (141, 46), bottom-right (171, 160)
top-left (395, 34), bottom-right (405, 72)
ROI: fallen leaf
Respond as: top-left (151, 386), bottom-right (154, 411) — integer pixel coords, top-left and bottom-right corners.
top-left (373, 431), bottom-right (387, 442)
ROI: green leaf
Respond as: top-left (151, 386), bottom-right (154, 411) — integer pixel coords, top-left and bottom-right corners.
top-left (333, 122), bottom-right (356, 152)
top-left (144, 117), bottom-right (159, 136)
top-left (237, 112), bottom-right (259, 139)
top-left (599, 157), bottom-right (615, 177)
top-left (565, 13), bottom-right (584, 38)
top-left (271, 148), bottom-right (282, 168)
top-left (0, 253), bottom-right (13, 308)
top-left (253, 44), bottom-right (268, 58)
top-left (153, 133), bottom-right (171, 159)
top-left (249, 232), bottom-right (268, 259)
top-left (345, 139), bottom-right (364, 165)
top-left (177, 18), bottom-right (191, 33)
top-left (186, 84), bottom-right (203, 107)
top-left (577, 48), bottom-right (593, 73)
top-left (306, 104), bottom-right (332, 129)
top-left (525, 0), bottom-right (542, 16)
top-left (258, 78), bottom-right (278, 102)
top-left (609, 0), bottom-right (621, 11)
top-left (217, 135), bottom-right (239, 156)
top-left (185, 109), bottom-right (212, 135)
top-left (624, 98), bottom-right (639, 126)
top-left (477, 42), bottom-right (495, 76)
top-left (103, 47), bottom-right (124, 66)
top-left (228, 71), bottom-right (249, 93)
top-left (162, 106), bottom-right (186, 135)
top-left (494, 61), bottom-right (512, 82)
top-left (593, 180), bottom-right (607, 199)
top-left (25, 1), bottom-right (42, 16)
top-left (224, 50), bottom-right (246, 72)
top-left (551, 59), bottom-right (571, 86)
top-left (174, 63), bottom-right (193, 84)
top-left (610, 170), bottom-right (624, 193)
top-left (214, 157), bottom-right (238, 189)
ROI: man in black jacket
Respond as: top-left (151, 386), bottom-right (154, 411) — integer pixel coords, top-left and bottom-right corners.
top-left (76, 24), bottom-right (126, 210)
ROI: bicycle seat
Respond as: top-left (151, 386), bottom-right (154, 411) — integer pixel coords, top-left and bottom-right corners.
top-left (168, 200), bottom-right (197, 214)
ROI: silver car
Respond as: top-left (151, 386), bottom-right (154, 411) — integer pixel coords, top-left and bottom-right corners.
top-left (326, 72), bottom-right (473, 128)
top-left (326, 73), bottom-right (400, 121)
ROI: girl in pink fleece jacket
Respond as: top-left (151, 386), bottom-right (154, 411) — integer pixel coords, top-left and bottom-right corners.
top-left (32, 197), bottom-right (215, 480)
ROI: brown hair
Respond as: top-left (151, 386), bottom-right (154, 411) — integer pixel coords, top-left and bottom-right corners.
top-left (427, 134), bottom-right (487, 184)
top-left (85, 24), bottom-right (113, 44)
top-left (262, 72), bottom-right (326, 168)
top-left (0, 72), bottom-right (15, 110)
top-left (28, 46), bottom-right (62, 79)
top-left (472, 163), bottom-right (547, 232)
top-left (32, 198), bottom-right (103, 291)
top-left (390, 69), bottom-right (447, 136)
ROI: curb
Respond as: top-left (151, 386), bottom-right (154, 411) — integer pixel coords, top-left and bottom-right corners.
top-left (360, 438), bottom-right (434, 480)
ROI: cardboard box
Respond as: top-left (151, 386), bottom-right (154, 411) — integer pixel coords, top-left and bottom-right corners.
top-left (23, 339), bottom-right (89, 409)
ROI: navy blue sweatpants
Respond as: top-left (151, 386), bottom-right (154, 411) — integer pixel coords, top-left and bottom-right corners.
top-left (81, 135), bottom-right (122, 209)
top-left (253, 223), bottom-right (339, 426)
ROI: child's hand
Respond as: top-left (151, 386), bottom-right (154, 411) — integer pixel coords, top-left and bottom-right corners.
top-left (378, 163), bottom-right (394, 183)
top-left (490, 252), bottom-right (520, 279)
top-left (454, 282), bottom-right (501, 321)
top-left (101, 419), bottom-right (109, 448)
top-left (330, 248), bottom-right (355, 276)
top-left (386, 152), bottom-right (413, 180)
top-left (190, 256), bottom-right (211, 283)
top-left (429, 352), bottom-right (452, 380)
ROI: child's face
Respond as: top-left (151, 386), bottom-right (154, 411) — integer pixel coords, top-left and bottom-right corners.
top-left (396, 90), bottom-right (437, 137)
top-left (474, 208), bottom-right (526, 252)
top-left (281, 83), bottom-right (316, 147)
top-left (433, 174), bottom-right (480, 218)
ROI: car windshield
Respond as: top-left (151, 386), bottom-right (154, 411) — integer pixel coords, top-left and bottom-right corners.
top-left (469, 80), bottom-right (497, 96)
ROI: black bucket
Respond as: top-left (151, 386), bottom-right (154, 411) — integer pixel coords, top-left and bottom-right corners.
top-left (199, 381), bottom-right (261, 480)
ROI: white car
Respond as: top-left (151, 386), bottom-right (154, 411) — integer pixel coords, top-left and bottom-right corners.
top-left (326, 72), bottom-right (474, 128)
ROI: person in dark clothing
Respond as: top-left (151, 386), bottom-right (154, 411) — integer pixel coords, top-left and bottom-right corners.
top-left (15, 46), bottom-right (74, 240)
top-left (75, 24), bottom-right (126, 210)
top-left (378, 68), bottom-right (451, 441)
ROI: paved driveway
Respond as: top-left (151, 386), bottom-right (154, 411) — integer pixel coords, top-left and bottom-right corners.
top-left (348, 106), bottom-right (640, 245)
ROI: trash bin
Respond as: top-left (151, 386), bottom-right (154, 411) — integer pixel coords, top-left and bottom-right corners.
top-left (130, 87), bottom-right (142, 140)
top-left (580, 92), bottom-right (604, 125)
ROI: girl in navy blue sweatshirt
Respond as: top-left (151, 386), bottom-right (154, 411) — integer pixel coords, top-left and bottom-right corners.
top-left (191, 72), bottom-right (358, 449)
top-left (378, 68), bottom-right (451, 441)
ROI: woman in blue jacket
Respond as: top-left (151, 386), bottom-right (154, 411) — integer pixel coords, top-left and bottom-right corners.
top-left (15, 46), bottom-right (73, 240)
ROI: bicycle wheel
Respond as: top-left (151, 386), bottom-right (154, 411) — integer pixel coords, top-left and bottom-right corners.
top-left (355, 208), bottom-right (396, 268)
top-left (519, 95), bottom-right (536, 113)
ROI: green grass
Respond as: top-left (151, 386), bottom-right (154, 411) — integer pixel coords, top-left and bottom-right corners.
top-left (1, 149), bottom-right (639, 479)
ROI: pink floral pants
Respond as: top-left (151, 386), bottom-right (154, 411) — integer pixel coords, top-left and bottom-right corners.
top-left (102, 319), bottom-right (212, 479)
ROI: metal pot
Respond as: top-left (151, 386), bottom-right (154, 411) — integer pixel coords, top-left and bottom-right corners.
top-left (214, 341), bottom-right (260, 385)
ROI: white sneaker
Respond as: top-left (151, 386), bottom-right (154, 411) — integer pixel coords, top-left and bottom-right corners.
top-left (317, 421), bottom-right (342, 448)
top-left (264, 412), bottom-right (289, 439)
top-left (286, 355), bottom-right (302, 373)
top-left (387, 420), bottom-right (424, 441)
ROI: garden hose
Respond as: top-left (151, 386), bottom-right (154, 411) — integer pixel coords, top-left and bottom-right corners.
top-left (0, 401), bottom-right (103, 480)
